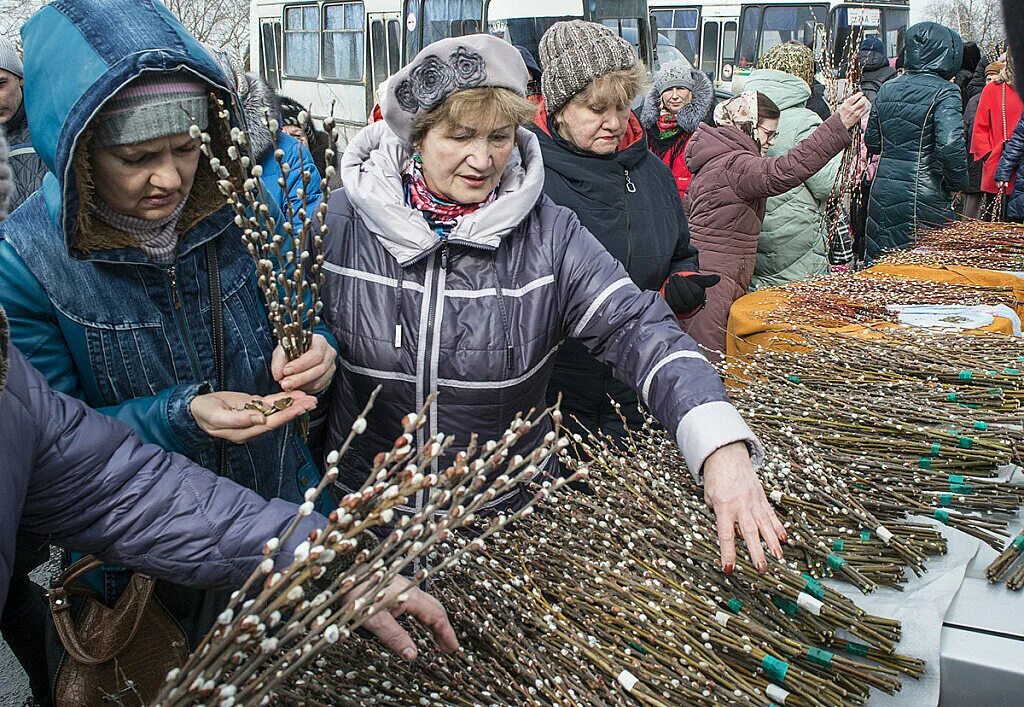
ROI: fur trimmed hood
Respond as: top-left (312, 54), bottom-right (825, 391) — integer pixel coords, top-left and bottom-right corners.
top-left (234, 72), bottom-right (279, 163)
top-left (639, 68), bottom-right (713, 135)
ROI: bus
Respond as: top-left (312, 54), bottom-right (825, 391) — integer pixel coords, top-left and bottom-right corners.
top-left (647, 1), bottom-right (909, 89)
top-left (252, 0), bottom-right (661, 142)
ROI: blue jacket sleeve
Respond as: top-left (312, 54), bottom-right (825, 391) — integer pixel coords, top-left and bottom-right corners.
top-left (995, 117), bottom-right (1024, 183)
top-left (0, 240), bottom-right (206, 455)
top-left (550, 202), bottom-right (763, 480)
top-left (14, 345), bottom-right (323, 589)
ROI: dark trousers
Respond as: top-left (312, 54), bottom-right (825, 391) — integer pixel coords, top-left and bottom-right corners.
top-left (1, 534), bottom-right (53, 706)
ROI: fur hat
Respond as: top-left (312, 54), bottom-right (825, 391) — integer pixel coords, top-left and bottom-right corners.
top-left (539, 21), bottom-right (637, 115)
top-left (385, 34), bottom-right (527, 144)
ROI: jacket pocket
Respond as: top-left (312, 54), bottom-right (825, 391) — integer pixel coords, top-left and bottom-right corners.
top-left (82, 321), bottom-right (175, 404)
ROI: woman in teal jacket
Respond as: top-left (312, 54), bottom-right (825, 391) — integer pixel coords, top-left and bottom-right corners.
top-left (743, 62), bottom-right (842, 289)
top-left (0, 0), bottom-right (337, 663)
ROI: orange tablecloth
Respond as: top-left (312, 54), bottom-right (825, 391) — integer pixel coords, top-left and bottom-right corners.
top-left (725, 264), bottom-right (1024, 358)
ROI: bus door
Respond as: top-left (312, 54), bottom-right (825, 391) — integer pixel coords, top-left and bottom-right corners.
top-left (700, 16), bottom-right (738, 84)
top-left (367, 12), bottom-right (402, 110)
top-left (258, 17), bottom-right (283, 91)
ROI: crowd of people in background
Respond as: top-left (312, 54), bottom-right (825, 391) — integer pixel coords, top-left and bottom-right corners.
top-left (0, 1), bottom-right (1021, 705)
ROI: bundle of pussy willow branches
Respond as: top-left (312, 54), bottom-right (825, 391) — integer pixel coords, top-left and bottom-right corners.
top-left (191, 96), bottom-right (335, 363)
top-left (877, 220), bottom-right (1024, 272)
top-left (153, 392), bottom-right (582, 706)
top-left (267, 328), bottom-right (1023, 707)
top-left (761, 271), bottom-right (1019, 328)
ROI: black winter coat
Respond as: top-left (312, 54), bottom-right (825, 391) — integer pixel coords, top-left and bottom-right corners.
top-left (963, 60), bottom-right (991, 193)
top-left (865, 22), bottom-right (968, 259)
top-left (859, 49), bottom-right (897, 104)
top-left (530, 116), bottom-right (699, 439)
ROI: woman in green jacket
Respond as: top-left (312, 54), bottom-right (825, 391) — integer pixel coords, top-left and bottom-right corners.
top-left (745, 44), bottom-right (841, 289)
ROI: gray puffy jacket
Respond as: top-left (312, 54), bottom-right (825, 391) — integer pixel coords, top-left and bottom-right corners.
top-left (321, 122), bottom-right (762, 509)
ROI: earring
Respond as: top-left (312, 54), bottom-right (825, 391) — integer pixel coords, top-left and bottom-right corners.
top-left (412, 151), bottom-right (423, 165)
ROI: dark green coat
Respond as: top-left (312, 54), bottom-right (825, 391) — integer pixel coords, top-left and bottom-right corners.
top-left (865, 22), bottom-right (968, 259)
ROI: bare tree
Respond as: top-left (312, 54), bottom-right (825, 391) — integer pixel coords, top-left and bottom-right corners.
top-left (0, 1), bottom-right (47, 39)
top-left (925, 0), bottom-right (1005, 55)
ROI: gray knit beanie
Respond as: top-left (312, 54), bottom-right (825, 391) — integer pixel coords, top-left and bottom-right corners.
top-left (386, 34), bottom-right (527, 144)
top-left (539, 21), bottom-right (637, 115)
top-left (0, 37), bottom-right (22, 78)
top-left (654, 60), bottom-right (696, 97)
top-left (92, 72), bottom-right (210, 147)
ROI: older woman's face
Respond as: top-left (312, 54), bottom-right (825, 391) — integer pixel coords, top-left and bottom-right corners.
top-left (417, 116), bottom-right (516, 204)
top-left (89, 132), bottom-right (201, 220)
top-left (661, 86), bottom-right (693, 113)
top-left (556, 98), bottom-right (631, 155)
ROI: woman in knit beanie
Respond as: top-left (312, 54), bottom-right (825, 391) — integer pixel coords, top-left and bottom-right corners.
top-left (638, 59), bottom-right (715, 201)
top-left (323, 31), bottom-right (783, 574)
top-left (530, 21), bottom-right (720, 443)
top-left (0, 0), bottom-right (351, 681)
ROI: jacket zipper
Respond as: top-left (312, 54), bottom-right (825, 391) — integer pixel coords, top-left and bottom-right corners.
top-left (624, 169), bottom-right (635, 271)
top-left (165, 266), bottom-right (203, 380)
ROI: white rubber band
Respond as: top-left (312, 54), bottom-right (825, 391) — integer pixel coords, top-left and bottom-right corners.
top-left (766, 684), bottom-right (790, 703)
top-left (714, 611), bottom-right (731, 628)
top-left (796, 592), bottom-right (824, 616)
top-left (876, 526), bottom-right (894, 544)
top-left (770, 489), bottom-right (784, 503)
top-left (617, 670), bottom-right (639, 692)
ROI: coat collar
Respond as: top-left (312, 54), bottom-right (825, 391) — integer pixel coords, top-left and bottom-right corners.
top-left (339, 121), bottom-right (545, 266)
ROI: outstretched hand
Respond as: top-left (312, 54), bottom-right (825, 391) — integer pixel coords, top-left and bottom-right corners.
top-left (703, 442), bottom-right (786, 573)
top-left (190, 390), bottom-right (316, 444)
top-left (361, 576), bottom-right (459, 660)
top-left (837, 92), bottom-right (870, 129)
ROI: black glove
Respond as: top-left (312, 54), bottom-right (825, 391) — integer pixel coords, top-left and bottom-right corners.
top-left (662, 273), bottom-right (721, 316)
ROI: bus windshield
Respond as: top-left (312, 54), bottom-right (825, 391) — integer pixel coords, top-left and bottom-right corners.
top-left (738, 4), bottom-right (828, 68)
top-left (488, 16), bottom-right (575, 61)
top-left (831, 5), bottom-right (909, 65)
top-left (406, 0), bottom-right (484, 60)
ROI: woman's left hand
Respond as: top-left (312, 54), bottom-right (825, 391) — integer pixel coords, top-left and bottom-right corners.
top-left (272, 334), bottom-right (337, 394)
top-left (703, 442), bottom-right (786, 574)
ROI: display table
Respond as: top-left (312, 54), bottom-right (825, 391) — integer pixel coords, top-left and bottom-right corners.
top-left (726, 264), bottom-right (1024, 358)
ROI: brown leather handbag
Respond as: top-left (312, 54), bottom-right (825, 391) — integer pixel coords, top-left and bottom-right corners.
top-left (49, 556), bottom-right (188, 706)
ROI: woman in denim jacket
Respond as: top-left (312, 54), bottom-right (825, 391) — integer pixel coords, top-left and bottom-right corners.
top-left (0, 0), bottom-right (337, 660)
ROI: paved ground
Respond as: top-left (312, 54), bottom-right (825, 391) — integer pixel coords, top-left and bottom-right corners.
top-left (1, 550), bottom-right (59, 706)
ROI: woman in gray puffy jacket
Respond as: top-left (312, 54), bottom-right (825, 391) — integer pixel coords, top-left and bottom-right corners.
top-left (320, 34), bottom-right (785, 572)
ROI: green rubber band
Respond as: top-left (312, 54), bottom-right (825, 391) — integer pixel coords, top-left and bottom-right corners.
top-left (1013, 536), bottom-right (1024, 552)
top-left (984, 370), bottom-right (998, 377)
top-left (846, 641), bottom-right (870, 657)
top-left (958, 436), bottom-right (973, 449)
top-left (785, 375), bottom-right (801, 383)
top-left (950, 483), bottom-right (974, 495)
top-left (1018, 356), bottom-right (1024, 362)
top-left (973, 421), bottom-right (989, 431)
top-left (761, 655), bottom-right (789, 683)
top-left (727, 597), bottom-right (743, 614)
top-left (918, 457), bottom-right (932, 469)
top-left (959, 370), bottom-right (973, 380)
top-left (773, 596), bottom-right (799, 616)
top-left (948, 474), bottom-right (965, 484)
top-left (807, 647), bottom-right (834, 668)
top-left (989, 387), bottom-right (1004, 395)
top-left (860, 529), bottom-right (872, 541)
top-left (959, 403), bottom-right (979, 409)
top-left (931, 443), bottom-right (942, 456)
top-left (832, 538), bottom-right (845, 552)
top-left (1003, 368), bottom-right (1020, 375)
top-left (827, 553), bottom-right (846, 571)
top-left (939, 493), bottom-right (953, 506)
top-left (946, 392), bottom-right (958, 402)
top-left (626, 640), bottom-right (648, 656)
top-left (802, 574), bottom-right (826, 599)
top-left (934, 509), bottom-right (950, 524)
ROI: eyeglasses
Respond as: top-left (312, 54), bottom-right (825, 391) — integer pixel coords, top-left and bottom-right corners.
top-left (758, 126), bottom-right (779, 143)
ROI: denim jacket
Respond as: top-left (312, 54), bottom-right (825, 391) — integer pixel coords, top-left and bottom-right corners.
top-left (0, 0), bottom-right (331, 504)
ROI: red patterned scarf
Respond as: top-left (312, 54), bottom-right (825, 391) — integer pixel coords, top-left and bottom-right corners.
top-left (403, 160), bottom-right (496, 236)
top-left (657, 112), bottom-right (681, 139)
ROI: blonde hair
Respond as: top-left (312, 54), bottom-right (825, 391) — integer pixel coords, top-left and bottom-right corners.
top-left (411, 87), bottom-right (538, 145)
top-left (564, 64), bottom-right (650, 112)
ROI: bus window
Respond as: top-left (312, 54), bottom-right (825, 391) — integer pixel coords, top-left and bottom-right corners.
top-left (387, 19), bottom-right (401, 74)
top-left (652, 8), bottom-right (700, 65)
top-left (882, 8), bottom-right (908, 60)
top-left (493, 17), bottom-right (569, 63)
top-left (700, 21), bottom-right (718, 76)
top-left (323, 2), bottom-right (365, 82)
top-left (758, 5), bottom-right (826, 57)
top-left (423, 0), bottom-right (483, 48)
top-left (737, 6), bottom-right (761, 68)
top-left (722, 20), bottom-right (737, 63)
top-left (260, 20), bottom-right (283, 90)
top-left (284, 4), bottom-right (320, 79)
top-left (370, 18), bottom-right (388, 90)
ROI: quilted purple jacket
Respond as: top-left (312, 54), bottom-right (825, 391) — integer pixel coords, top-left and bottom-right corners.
top-left (0, 304), bottom-right (322, 613)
